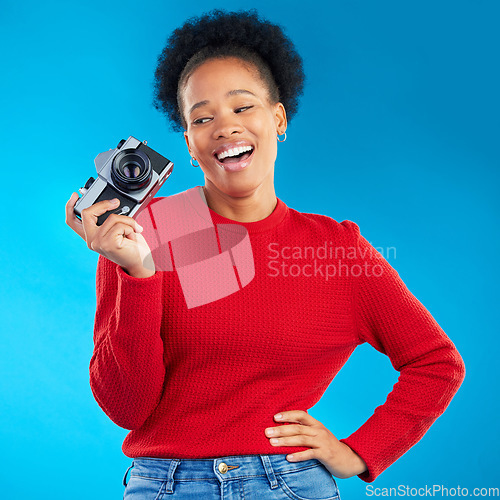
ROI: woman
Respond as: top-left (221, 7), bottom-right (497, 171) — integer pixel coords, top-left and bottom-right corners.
top-left (65, 9), bottom-right (465, 499)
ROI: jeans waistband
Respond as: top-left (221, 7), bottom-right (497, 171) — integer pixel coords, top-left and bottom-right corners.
top-left (123, 453), bottom-right (323, 492)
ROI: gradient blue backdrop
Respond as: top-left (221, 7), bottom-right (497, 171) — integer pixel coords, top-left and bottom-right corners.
top-left (1, 0), bottom-right (498, 498)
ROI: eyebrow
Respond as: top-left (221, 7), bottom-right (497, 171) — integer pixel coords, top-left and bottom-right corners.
top-left (188, 89), bottom-right (257, 115)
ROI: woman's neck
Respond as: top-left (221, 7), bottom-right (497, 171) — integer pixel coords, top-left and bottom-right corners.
top-left (201, 183), bottom-right (277, 223)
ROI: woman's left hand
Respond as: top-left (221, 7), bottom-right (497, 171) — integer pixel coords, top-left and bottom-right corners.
top-left (264, 410), bottom-right (368, 479)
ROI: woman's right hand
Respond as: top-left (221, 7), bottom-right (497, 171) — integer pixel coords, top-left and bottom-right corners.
top-left (65, 192), bottom-right (156, 278)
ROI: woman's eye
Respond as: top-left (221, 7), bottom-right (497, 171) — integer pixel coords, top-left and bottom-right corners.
top-left (235, 106), bottom-right (253, 113)
top-left (193, 117), bottom-right (211, 125)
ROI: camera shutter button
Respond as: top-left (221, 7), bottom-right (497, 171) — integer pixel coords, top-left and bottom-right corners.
top-left (79, 177), bottom-right (95, 196)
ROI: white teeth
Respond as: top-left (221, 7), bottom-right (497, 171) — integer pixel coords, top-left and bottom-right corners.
top-left (217, 145), bottom-right (253, 161)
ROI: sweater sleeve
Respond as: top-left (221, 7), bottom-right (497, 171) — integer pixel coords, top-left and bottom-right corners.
top-left (338, 221), bottom-right (465, 482)
top-left (89, 254), bottom-right (165, 430)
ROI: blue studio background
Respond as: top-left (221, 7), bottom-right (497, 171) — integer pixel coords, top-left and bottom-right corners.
top-left (1, 0), bottom-right (498, 498)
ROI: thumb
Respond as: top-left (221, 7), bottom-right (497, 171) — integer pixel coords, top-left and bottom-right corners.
top-left (81, 198), bottom-right (120, 241)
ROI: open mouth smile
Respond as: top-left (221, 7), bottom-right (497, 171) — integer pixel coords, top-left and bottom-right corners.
top-left (213, 142), bottom-right (255, 172)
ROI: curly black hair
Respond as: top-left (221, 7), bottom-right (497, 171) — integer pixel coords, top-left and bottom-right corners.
top-left (152, 9), bottom-right (305, 132)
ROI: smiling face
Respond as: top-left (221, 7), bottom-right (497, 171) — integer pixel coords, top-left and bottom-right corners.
top-left (181, 57), bottom-right (287, 200)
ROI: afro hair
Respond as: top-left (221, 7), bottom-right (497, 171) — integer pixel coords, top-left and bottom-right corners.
top-left (152, 9), bottom-right (305, 131)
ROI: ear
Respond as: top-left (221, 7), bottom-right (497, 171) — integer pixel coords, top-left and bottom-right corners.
top-left (274, 102), bottom-right (287, 136)
top-left (184, 130), bottom-right (192, 157)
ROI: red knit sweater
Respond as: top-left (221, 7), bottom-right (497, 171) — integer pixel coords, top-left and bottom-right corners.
top-left (89, 186), bottom-right (465, 483)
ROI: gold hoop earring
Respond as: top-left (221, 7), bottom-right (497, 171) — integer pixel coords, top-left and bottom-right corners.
top-left (190, 157), bottom-right (199, 167)
top-left (277, 132), bottom-right (287, 143)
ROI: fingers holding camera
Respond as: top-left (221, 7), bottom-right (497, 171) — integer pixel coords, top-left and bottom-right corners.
top-left (65, 192), bottom-right (86, 240)
top-left (79, 201), bottom-right (155, 278)
top-left (97, 222), bottom-right (155, 279)
top-left (79, 199), bottom-right (122, 244)
top-left (97, 219), bottom-right (138, 249)
top-left (83, 205), bottom-right (139, 246)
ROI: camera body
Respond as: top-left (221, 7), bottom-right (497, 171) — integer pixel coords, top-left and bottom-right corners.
top-left (74, 136), bottom-right (173, 226)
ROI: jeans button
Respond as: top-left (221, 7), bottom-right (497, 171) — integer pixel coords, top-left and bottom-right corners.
top-left (218, 462), bottom-right (228, 474)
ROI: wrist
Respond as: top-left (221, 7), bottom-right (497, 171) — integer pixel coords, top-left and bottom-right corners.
top-left (349, 448), bottom-right (368, 476)
top-left (122, 265), bottom-right (156, 279)
top-left (338, 441), bottom-right (368, 477)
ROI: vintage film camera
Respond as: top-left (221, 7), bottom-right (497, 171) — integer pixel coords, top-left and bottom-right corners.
top-left (74, 136), bottom-right (174, 226)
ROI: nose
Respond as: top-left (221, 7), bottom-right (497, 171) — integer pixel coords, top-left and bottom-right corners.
top-left (212, 112), bottom-right (244, 140)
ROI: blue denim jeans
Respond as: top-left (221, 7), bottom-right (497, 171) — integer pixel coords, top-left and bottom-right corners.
top-left (122, 454), bottom-right (341, 499)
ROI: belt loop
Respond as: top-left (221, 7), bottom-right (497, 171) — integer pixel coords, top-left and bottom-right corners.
top-left (164, 459), bottom-right (181, 494)
top-left (122, 461), bottom-right (135, 487)
top-left (260, 455), bottom-right (278, 489)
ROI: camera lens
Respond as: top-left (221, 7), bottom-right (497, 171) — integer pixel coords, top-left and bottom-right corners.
top-left (123, 164), bottom-right (140, 178)
top-left (111, 149), bottom-right (152, 191)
